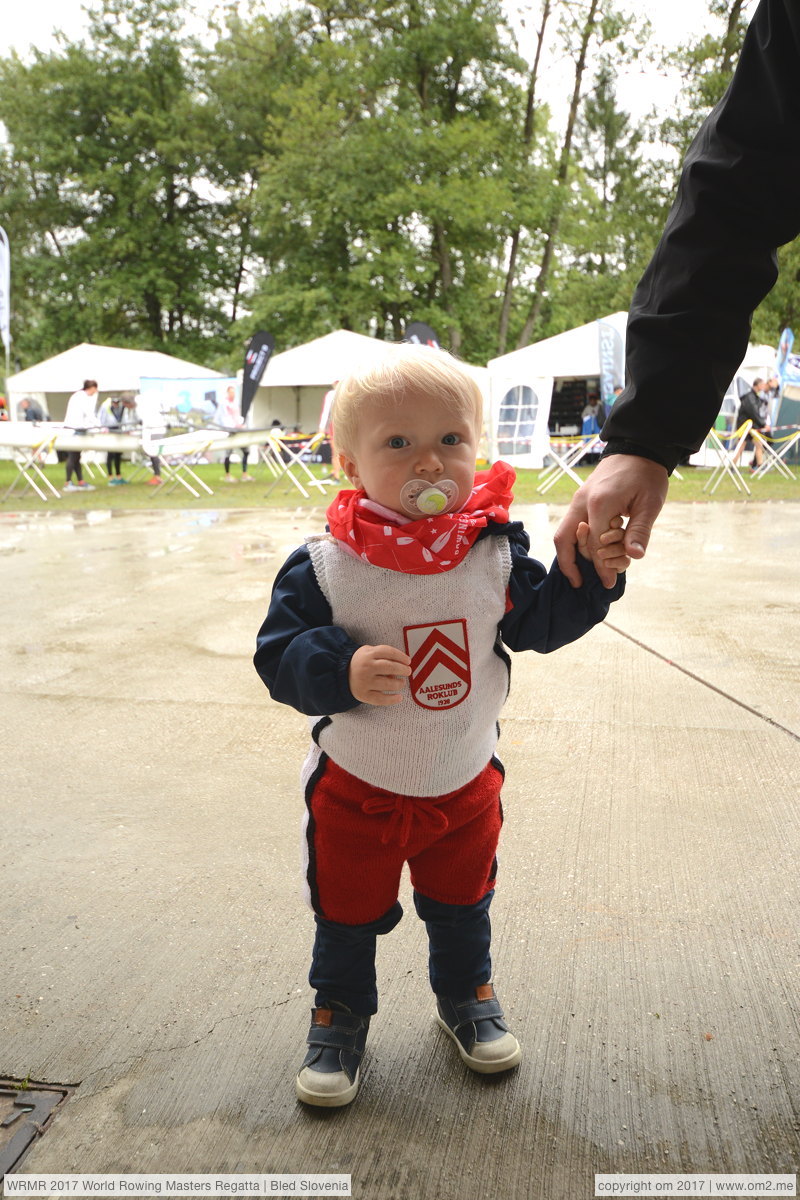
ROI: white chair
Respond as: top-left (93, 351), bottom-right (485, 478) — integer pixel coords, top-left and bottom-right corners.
top-left (703, 423), bottom-right (753, 495)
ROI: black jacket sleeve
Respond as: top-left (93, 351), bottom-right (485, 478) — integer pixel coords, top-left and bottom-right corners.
top-left (495, 524), bottom-right (625, 653)
top-left (253, 546), bottom-right (361, 716)
top-left (603, 0), bottom-right (800, 473)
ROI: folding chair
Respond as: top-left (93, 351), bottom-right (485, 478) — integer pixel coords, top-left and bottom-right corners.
top-left (261, 430), bottom-right (337, 500)
top-left (703, 423), bottom-right (752, 495)
top-left (146, 430), bottom-right (215, 499)
top-left (536, 435), bottom-right (604, 494)
top-left (751, 427), bottom-right (799, 480)
top-left (0, 425), bottom-right (61, 502)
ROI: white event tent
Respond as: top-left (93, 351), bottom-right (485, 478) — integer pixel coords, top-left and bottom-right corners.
top-left (5, 343), bottom-right (225, 422)
top-left (487, 312), bottom-right (628, 468)
top-left (487, 316), bottom-right (780, 469)
top-left (250, 329), bottom-right (491, 436)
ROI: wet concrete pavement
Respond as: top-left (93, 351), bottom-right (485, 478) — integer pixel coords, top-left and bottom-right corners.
top-left (2, 501), bottom-right (799, 1198)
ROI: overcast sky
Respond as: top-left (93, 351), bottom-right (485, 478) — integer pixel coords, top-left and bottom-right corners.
top-left (8, 0), bottom-right (732, 52)
top-left (5, 0), bottom-right (760, 125)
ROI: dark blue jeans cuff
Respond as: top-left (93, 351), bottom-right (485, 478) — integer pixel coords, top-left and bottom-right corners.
top-left (309, 901), bottom-right (403, 1016)
top-left (413, 889), bottom-right (494, 997)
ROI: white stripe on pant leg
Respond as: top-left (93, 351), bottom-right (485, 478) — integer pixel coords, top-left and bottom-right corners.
top-left (299, 743), bottom-right (324, 912)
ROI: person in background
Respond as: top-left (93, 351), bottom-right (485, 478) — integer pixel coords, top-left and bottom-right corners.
top-left (19, 397), bottom-right (46, 421)
top-left (219, 384), bottom-right (254, 483)
top-left (554, 0), bottom-right (800, 588)
top-left (319, 381), bottom-right (342, 482)
top-left (63, 379), bottom-right (99, 492)
top-left (728, 376), bottom-right (770, 471)
top-left (135, 389), bottom-right (166, 486)
top-left (580, 392), bottom-right (603, 462)
top-left (97, 392), bottom-right (137, 485)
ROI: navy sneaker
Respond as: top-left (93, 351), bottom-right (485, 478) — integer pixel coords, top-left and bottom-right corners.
top-left (435, 984), bottom-right (521, 1074)
top-left (296, 1004), bottom-right (370, 1107)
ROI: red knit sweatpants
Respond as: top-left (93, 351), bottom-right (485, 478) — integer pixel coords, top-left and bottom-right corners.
top-left (303, 754), bottom-right (504, 925)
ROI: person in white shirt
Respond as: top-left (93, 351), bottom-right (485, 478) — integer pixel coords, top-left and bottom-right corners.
top-left (63, 379), bottom-right (99, 491)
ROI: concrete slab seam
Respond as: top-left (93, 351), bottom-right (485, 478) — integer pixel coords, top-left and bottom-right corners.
top-left (605, 622), bottom-right (800, 742)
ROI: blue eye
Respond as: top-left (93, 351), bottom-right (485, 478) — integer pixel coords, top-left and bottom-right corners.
top-left (389, 436), bottom-right (408, 449)
top-left (442, 433), bottom-right (460, 445)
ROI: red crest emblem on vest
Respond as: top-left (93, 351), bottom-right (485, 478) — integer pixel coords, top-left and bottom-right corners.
top-left (403, 619), bottom-right (471, 710)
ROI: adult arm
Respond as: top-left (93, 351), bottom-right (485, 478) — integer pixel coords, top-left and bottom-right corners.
top-left (556, 0), bottom-right (800, 585)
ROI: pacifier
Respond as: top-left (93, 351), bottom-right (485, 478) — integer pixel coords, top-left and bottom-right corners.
top-left (400, 478), bottom-right (460, 517)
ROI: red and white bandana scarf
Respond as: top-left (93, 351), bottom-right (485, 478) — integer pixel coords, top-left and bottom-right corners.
top-left (326, 460), bottom-right (516, 575)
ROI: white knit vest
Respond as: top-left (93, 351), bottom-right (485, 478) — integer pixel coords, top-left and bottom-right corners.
top-left (305, 533), bottom-right (513, 797)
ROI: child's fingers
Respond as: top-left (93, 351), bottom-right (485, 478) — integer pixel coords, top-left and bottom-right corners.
top-left (373, 657), bottom-right (412, 678)
top-left (598, 526), bottom-right (626, 545)
top-left (599, 551), bottom-right (631, 572)
top-left (596, 541), bottom-right (628, 560)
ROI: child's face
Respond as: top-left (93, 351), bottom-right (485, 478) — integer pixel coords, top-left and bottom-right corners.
top-left (339, 389), bottom-right (479, 516)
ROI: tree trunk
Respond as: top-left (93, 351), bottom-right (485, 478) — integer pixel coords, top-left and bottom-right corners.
top-left (516, 0), bottom-right (600, 349)
top-left (230, 181), bottom-right (256, 325)
top-left (434, 221), bottom-right (460, 354)
top-left (497, 0), bottom-right (551, 356)
top-left (719, 0), bottom-right (746, 76)
top-left (144, 291), bottom-right (163, 341)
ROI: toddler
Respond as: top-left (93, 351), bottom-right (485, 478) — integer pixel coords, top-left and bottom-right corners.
top-left (254, 345), bottom-right (627, 1107)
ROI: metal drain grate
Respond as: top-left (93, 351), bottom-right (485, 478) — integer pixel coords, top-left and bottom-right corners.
top-left (0, 1079), bottom-right (75, 1179)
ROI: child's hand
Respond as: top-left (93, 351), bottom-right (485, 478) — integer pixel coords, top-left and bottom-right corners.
top-left (577, 516), bottom-right (631, 575)
top-left (349, 644), bottom-right (412, 706)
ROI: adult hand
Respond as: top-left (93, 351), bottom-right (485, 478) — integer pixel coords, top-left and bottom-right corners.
top-left (554, 455), bottom-right (669, 589)
top-left (348, 644), bottom-right (412, 706)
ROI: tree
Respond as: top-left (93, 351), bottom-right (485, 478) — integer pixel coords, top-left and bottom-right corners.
top-left (243, 0), bottom-right (535, 361)
top-left (512, 0), bottom-right (644, 347)
top-left (659, 0), bottom-right (750, 161)
top-left (656, 0), bottom-right (799, 358)
top-left (496, 0), bottom-right (553, 355)
top-left (0, 0), bottom-right (233, 365)
top-left (540, 58), bottom-right (663, 328)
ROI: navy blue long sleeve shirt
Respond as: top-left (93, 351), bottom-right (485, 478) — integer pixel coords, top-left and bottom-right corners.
top-left (254, 521), bottom-right (625, 717)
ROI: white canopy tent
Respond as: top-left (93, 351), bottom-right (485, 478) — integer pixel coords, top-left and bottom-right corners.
top-left (487, 313), bottom-right (628, 468)
top-left (717, 342), bottom-right (777, 428)
top-left (6, 343), bottom-right (225, 422)
top-left (693, 341), bottom-right (780, 466)
top-left (251, 329), bottom-right (491, 436)
top-left (488, 317), bottom-right (780, 469)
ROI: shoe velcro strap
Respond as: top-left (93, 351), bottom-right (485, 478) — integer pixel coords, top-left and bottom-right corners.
top-left (306, 1023), bottom-right (366, 1053)
top-left (452, 997), bottom-right (504, 1026)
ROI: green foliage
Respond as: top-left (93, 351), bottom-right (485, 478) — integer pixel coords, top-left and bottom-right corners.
top-left (4, 0), bottom-right (757, 375)
top-left (0, 0), bottom-right (233, 365)
top-left (241, 0), bottom-right (532, 361)
top-left (657, 0), bottom-right (750, 162)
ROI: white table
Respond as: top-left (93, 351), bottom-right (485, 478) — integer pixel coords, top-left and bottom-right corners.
top-left (0, 423), bottom-right (144, 502)
top-left (150, 428), bottom-right (284, 498)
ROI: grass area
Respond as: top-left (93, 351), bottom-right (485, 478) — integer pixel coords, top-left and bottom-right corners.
top-left (1, 456), bottom-right (799, 513)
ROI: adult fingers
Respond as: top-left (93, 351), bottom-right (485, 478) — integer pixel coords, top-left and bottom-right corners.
top-left (622, 487), bottom-right (668, 559)
top-left (554, 495), bottom-right (589, 588)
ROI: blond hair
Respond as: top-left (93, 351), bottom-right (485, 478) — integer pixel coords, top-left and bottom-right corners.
top-left (331, 343), bottom-right (483, 459)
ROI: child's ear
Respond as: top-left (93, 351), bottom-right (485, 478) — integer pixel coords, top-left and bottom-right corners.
top-left (339, 452), bottom-right (360, 488)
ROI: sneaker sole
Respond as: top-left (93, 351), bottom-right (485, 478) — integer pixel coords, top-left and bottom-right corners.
top-left (435, 1013), bottom-right (521, 1074)
top-left (296, 1066), bottom-right (359, 1108)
